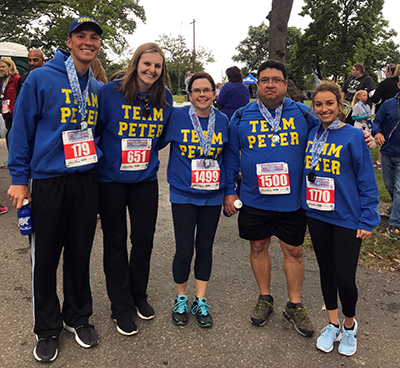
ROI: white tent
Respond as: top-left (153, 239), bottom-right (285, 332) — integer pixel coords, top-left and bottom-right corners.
top-left (0, 42), bottom-right (28, 57)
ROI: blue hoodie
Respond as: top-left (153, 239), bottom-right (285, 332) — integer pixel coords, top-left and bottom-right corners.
top-left (8, 49), bottom-right (100, 185)
top-left (372, 92), bottom-right (400, 158)
top-left (95, 79), bottom-right (173, 183)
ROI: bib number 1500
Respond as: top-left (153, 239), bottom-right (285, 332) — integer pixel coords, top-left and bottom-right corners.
top-left (259, 174), bottom-right (288, 187)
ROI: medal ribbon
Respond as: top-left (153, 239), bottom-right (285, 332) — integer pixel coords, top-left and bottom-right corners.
top-left (188, 105), bottom-right (216, 157)
top-left (1, 76), bottom-right (10, 95)
top-left (65, 56), bottom-right (93, 128)
top-left (258, 98), bottom-right (285, 134)
top-left (310, 118), bottom-right (341, 170)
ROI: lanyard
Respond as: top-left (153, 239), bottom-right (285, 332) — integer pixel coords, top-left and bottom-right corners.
top-left (1, 76), bottom-right (10, 95)
top-left (188, 105), bottom-right (216, 157)
top-left (258, 98), bottom-right (285, 134)
top-left (358, 101), bottom-right (369, 115)
top-left (388, 96), bottom-right (400, 140)
top-left (64, 56), bottom-right (92, 131)
top-left (309, 118), bottom-right (341, 172)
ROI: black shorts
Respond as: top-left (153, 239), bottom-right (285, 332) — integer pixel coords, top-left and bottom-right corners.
top-left (238, 204), bottom-right (307, 246)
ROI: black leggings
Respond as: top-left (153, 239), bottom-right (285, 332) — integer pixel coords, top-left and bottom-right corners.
top-left (307, 217), bottom-right (362, 318)
top-left (171, 203), bottom-right (221, 284)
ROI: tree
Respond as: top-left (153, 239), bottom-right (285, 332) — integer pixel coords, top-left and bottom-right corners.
top-left (232, 23), bottom-right (301, 76)
top-left (158, 34), bottom-right (215, 94)
top-left (289, 0), bottom-right (400, 88)
top-left (0, 0), bottom-right (146, 60)
top-left (266, 0), bottom-right (294, 63)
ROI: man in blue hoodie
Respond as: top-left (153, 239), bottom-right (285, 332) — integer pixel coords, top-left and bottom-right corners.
top-left (7, 16), bottom-right (102, 363)
top-left (372, 78), bottom-right (400, 240)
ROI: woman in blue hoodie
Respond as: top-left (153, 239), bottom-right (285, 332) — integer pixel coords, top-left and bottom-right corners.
top-left (161, 72), bottom-right (229, 328)
top-left (96, 43), bottom-right (173, 336)
top-left (302, 81), bottom-right (380, 357)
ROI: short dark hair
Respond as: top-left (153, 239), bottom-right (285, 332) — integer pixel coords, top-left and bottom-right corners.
top-left (353, 63), bottom-right (365, 74)
top-left (226, 66), bottom-right (243, 83)
top-left (257, 60), bottom-right (287, 79)
top-left (188, 71), bottom-right (215, 93)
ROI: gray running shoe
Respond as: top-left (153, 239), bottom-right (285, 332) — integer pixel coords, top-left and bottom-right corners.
top-left (387, 226), bottom-right (400, 240)
top-left (250, 296), bottom-right (273, 326)
top-left (283, 303), bottom-right (314, 337)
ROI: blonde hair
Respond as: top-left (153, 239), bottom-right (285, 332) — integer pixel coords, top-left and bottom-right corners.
top-left (312, 80), bottom-right (346, 122)
top-left (90, 58), bottom-right (107, 84)
top-left (0, 57), bottom-right (19, 76)
top-left (351, 89), bottom-right (368, 107)
top-left (113, 43), bottom-right (171, 108)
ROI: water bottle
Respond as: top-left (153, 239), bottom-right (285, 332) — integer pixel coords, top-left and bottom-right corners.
top-left (17, 199), bottom-right (34, 235)
top-left (223, 180), bottom-right (243, 217)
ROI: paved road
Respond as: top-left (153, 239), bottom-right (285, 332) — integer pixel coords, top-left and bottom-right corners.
top-left (0, 138), bottom-right (399, 368)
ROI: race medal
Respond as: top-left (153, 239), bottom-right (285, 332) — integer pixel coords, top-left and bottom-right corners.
top-left (308, 171), bottom-right (316, 183)
top-left (204, 158), bottom-right (211, 169)
top-left (120, 138), bottom-right (151, 171)
top-left (271, 134), bottom-right (280, 145)
top-left (80, 120), bottom-right (88, 131)
top-left (62, 128), bottom-right (98, 168)
top-left (306, 176), bottom-right (335, 211)
top-left (1, 99), bottom-right (11, 114)
top-left (256, 162), bottom-right (290, 195)
top-left (191, 159), bottom-right (220, 190)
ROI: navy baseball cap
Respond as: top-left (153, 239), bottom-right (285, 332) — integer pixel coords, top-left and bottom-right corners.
top-left (69, 16), bottom-right (103, 36)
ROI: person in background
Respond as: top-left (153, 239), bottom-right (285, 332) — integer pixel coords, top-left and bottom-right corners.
top-left (372, 76), bottom-right (400, 240)
top-left (161, 72), bottom-right (229, 328)
top-left (90, 57), bottom-right (108, 87)
top-left (16, 49), bottom-right (45, 97)
top-left (216, 66), bottom-right (250, 120)
top-left (185, 71), bottom-right (194, 102)
top-left (0, 57), bottom-right (20, 150)
top-left (7, 15), bottom-right (103, 363)
top-left (341, 63), bottom-right (374, 126)
top-left (351, 90), bottom-right (371, 132)
top-left (371, 64), bottom-right (400, 169)
top-left (96, 43), bottom-right (173, 336)
top-left (303, 81), bottom-right (379, 356)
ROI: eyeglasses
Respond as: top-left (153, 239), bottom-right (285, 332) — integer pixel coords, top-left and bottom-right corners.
top-left (259, 77), bottom-right (286, 85)
top-left (191, 88), bottom-right (214, 95)
top-left (138, 94), bottom-right (150, 119)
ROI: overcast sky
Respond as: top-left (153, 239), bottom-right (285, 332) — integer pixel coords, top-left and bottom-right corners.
top-left (127, 0), bottom-right (400, 83)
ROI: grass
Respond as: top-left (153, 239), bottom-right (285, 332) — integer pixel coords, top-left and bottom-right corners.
top-left (173, 95), bottom-right (186, 104)
top-left (304, 145), bottom-right (400, 271)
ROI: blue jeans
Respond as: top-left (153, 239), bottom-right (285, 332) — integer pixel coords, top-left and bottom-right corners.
top-left (381, 154), bottom-right (400, 227)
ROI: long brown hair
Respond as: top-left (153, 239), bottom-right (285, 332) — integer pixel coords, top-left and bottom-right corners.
top-left (113, 43), bottom-right (171, 108)
top-left (90, 58), bottom-right (107, 84)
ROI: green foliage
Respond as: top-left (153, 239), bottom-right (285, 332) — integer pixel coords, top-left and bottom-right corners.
top-left (232, 22), bottom-right (301, 76)
top-left (289, 0), bottom-right (400, 88)
top-left (157, 34), bottom-right (215, 95)
top-left (370, 146), bottom-right (392, 202)
top-left (0, 0), bottom-right (146, 62)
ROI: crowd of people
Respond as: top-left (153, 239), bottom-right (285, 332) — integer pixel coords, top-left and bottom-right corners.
top-left (3, 14), bottom-right (397, 364)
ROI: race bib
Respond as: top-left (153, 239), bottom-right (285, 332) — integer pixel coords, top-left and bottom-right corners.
top-left (62, 128), bottom-right (97, 168)
top-left (256, 162), bottom-right (290, 194)
top-left (1, 99), bottom-right (11, 114)
top-left (306, 176), bottom-right (335, 211)
top-left (120, 138), bottom-right (151, 171)
top-left (191, 159), bottom-right (220, 190)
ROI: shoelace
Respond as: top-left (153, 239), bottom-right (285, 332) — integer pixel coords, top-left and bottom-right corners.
top-left (193, 300), bottom-right (211, 316)
top-left (293, 307), bottom-right (311, 323)
top-left (321, 325), bottom-right (340, 339)
top-left (173, 299), bottom-right (189, 314)
top-left (255, 299), bottom-right (272, 313)
top-left (75, 323), bottom-right (94, 331)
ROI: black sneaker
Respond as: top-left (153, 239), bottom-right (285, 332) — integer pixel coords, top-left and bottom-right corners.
top-left (172, 295), bottom-right (189, 326)
top-left (113, 316), bottom-right (138, 336)
top-left (63, 322), bottom-right (99, 348)
top-left (250, 295), bottom-right (274, 326)
top-left (33, 336), bottom-right (58, 362)
top-left (191, 297), bottom-right (212, 328)
top-left (387, 225), bottom-right (400, 240)
top-left (283, 302), bottom-right (314, 337)
top-left (135, 300), bottom-right (155, 320)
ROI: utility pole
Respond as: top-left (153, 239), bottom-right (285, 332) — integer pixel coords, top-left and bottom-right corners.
top-left (190, 19), bottom-right (196, 71)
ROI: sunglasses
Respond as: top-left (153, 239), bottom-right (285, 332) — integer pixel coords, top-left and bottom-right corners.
top-left (139, 94), bottom-right (150, 119)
